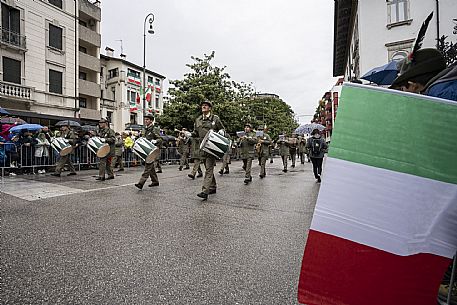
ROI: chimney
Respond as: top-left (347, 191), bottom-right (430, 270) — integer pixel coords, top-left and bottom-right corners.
top-left (105, 46), bottom-right (114, 57)
top-left (120, 53), bottom-right (127, 59)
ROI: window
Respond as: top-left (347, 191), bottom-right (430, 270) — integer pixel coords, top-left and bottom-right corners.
top-left (127, 68), bottom-right (140, 79)
top-left (79, 45), bottom-right (87, 53)
top-left (148, 76), bottom-right (153, 83)
top-left (49, 24), bottom-right (63, 50)
top-left (79, 97), bottom-right (87, 108)
top-left (107, 111), bottom-right (113, 123)
top-left (1, 3), bottom-right (20, 46)
top-left (108, 68), bottom-right (118, 79)
top-left (387, 0), bottom-right (409, 24)
top-left (100, 89), bottom-right (104, 99)
top-left (155, 95), bottom-right (160, 109)
top-left (48, 0), bottom-right (63, 9)
top-left (78, 20), bottom-right (87, 27)
top-left (391, 51), bottom-right (408, 62)
top-left (155, 78), bottom-right (161, 86)
top-left (2, 57), bottom-right (21, 84)
top-left (111, 86), bottom-right (116, 100)
top-left (127, 89), bottom-right (136, 103)
top-left (130, 113), bottom-right (137, 124)
top-left (49, 69), bottom-right (63, 94)
top-left (79, 71), bottom-right (87, 80)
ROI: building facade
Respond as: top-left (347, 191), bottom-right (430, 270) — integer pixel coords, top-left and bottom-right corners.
top-left (100, 51), bottom-right (166, 132)
top-left (334, 0), bottom-right (457, 79)
top-left (0, 0), bottom-right (101, 125)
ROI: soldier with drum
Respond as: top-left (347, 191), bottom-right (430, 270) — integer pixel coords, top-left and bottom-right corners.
top-left (96, 118), bottom-right (116, 181)
top-left (193, 100), bottom-right (226, 200)
top-left (50, 122), bottom-right (77, 177)
top-left (135, 114), bottom-right (162, 189)
top-left (277, 132), bottom-right (290, 173)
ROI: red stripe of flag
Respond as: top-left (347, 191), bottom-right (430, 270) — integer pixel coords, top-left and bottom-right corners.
top-left (298, 230), bottom-right (450, 305)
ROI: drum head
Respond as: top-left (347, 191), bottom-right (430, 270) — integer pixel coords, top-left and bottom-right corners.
top-left (145, 147), bottom-right (160, 163)
top-left (96, 144), bottom-right (110, 158)
top-left (59, 146), bottom-right (73, 156)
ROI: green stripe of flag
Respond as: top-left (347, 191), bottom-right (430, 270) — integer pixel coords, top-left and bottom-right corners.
top-left (329, 84), bottom-right (457, 185)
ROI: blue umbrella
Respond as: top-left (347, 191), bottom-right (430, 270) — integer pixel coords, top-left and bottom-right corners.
top-left (361, 61), bottom-right (399, 85)
top-left (9, 123), bottom-right (43, 133)
top-left (0, 107), bottom-right (9, 115)
top-left (295, 123), bottom-right (325, 135)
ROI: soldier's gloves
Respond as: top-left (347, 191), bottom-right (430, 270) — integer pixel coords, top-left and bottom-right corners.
top-left (151, 139), bottom-right (157, 144)
top-left (100, 138), bottom-right (106, 143)
top-left (218, 130), bottom-right (226, 137)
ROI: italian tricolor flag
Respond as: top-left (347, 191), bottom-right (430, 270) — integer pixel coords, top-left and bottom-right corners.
top-left (298, 84), bottom-right (457, 305)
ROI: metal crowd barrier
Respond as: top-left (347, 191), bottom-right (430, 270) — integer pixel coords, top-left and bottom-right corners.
top-left (0, 144), bottom-right (186, 178)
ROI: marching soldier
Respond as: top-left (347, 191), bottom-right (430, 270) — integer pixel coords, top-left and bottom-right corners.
top-left (218, 134), bottom-right (232, 175)
top-left (257, 125), bottom-right (272, 178)
top-left (96, 118), bottom-right (116, 181)
top-left (50, 123), bottom-right (77, 177)
top-left (193, 100), bottom-right (225, 200)
top-left (188, 136), bottom-right (203, 179)
top-left (177, 128), bottom-right (190, 171)
top-left (239, 123), bottom-right (256, 184)
top-left (135, 114), bottom-right (162, 189)
top-left (278, 132), bottom-right (289, 172)
top-left (288, 133), bottom-right (298, 168)
top-left (155, 129), bottom-right (163, 173)
top-left (113, 132), bottom-right (125, 171)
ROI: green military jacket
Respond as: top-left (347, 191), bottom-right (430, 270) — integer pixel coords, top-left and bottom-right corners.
top-left (193, 113), bottom-right (225, 158)
top-left (257, 133), bottom-right (272, 158)
top-left (61, 129), bottom-right (77, 146)
top-left (177, 136), bottom-right (190, 155)
top-left (239, 131), bottom-right (257, 159)
top-left (114, 136), bottom-right (124, 156)
top-left (278, 136), bottom-right (290, 156)
top-left (97, 127), bottom-right (116, 155)
top-left (142, 124), bottom-right (163, 146)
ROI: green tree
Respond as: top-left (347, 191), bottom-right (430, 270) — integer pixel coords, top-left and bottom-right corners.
top-left (159, 51), bottom-right (298, 138)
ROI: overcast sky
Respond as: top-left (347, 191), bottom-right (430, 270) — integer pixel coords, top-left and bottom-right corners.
top-left (101, 0), bottom-right (338, 123)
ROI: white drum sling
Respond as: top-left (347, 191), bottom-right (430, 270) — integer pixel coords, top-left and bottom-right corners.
top-left (51, 137), bottom-right (73, 156)
top-left (87, 136), bottom-right (110, 158)
top-left (200, 130), bottom-right (232, 159)
top-left (132, 137), bottom-right (159, 163)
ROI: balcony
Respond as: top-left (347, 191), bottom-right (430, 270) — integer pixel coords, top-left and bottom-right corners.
top-left (0, 81), bottom-right (34, 101)
top-left (79, 79), bottom-right (100, 98)
top-left (101, 98), bottom-right (116, 109)
top-left (1, 27), bottom-right (26, 51)
top-left (79, 0), bottom-right (101, 21)
top-left (79, 107), bottom-right (100, 121)
top-left (79, 52), bottom-right (100, 72)
top-left (79, 24), bottom-right (101, 48)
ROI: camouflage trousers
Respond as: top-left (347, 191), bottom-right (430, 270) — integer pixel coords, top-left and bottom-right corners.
top-left (55, 154), bottom-right (76, 174)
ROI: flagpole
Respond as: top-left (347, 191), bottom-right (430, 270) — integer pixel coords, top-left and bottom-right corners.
top-left (143, 13), bottom-right (155, 120)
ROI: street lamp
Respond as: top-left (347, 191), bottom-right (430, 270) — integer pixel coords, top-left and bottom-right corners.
top-left (143, 13), bottom-right (155, 119)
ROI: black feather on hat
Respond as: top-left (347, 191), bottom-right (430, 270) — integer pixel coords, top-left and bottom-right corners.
top-left (390, 12), bottom-right (446, 88)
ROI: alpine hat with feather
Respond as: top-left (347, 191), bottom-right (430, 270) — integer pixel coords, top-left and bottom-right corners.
top-left (390, 12), bottom-right (446, 88)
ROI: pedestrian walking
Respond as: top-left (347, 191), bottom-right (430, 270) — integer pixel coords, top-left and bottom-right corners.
top-left (306, 128), bottom-right (328, 183)
top-left (177, 128), bottom-right (190, 171)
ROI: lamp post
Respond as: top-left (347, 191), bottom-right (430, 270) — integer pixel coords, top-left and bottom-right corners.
top-left (143, 13), bottom-right (155, 119)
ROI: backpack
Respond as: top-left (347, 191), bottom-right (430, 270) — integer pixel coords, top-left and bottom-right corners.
top-left (311, 138), bottom-right (322, 155)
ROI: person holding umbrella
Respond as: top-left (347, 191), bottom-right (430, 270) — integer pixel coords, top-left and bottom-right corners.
top-left (50, 122), bottom-right (77, 177)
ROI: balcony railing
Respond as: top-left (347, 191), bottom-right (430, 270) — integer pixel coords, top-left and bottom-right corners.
top-left (0, 81), bottom-right (33, 100)
top-left (1, 27), bottom-right (26, 50)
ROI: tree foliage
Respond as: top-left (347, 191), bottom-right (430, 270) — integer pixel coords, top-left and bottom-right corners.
top-left (158, 51), bottom-right (298, 139)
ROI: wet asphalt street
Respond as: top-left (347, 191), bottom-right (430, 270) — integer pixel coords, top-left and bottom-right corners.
top-left (0, 158), bottom-right (320, 305)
